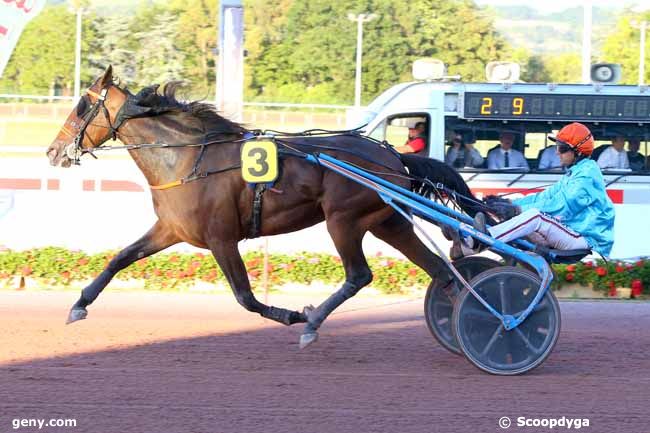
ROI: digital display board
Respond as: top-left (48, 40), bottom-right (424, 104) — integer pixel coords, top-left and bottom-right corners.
top-left (462, 92), bottom-right (650, 123)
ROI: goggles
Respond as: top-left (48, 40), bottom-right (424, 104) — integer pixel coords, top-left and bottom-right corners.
top-left (557, 141), bottom-right (574, 154)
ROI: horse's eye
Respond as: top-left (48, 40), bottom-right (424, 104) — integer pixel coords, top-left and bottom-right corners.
top-left (76, 96), bottom-right (88, 116)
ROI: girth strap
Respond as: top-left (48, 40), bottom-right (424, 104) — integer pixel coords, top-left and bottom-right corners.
top-left (248, 183), bottom-right (267, 239)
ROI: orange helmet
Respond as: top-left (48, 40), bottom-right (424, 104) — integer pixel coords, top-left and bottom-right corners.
top-left (549, 122), bottom-right (594, 156)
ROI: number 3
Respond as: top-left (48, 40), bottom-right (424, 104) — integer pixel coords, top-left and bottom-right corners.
top-left (241, 141), bottom-right (279, 183)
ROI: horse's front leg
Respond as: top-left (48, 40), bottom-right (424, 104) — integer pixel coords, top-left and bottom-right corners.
top-left (209, 240), bottom-right (307, 326)
top-left (67, 220), bottom-right (178, 324)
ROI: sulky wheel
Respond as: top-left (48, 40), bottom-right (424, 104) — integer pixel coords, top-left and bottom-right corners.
top-left (452, 266), bottom-right (561, 375)
top-left (424, 256), bottom-right (501, 355)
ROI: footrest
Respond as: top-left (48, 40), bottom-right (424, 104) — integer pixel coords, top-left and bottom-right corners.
top-left (535, 246), bottom-right (592, 264)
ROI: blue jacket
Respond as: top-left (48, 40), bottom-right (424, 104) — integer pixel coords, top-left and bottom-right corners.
top-left (513, 158), bottom-right (615, 256)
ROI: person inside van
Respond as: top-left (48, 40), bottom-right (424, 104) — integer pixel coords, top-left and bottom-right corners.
top-left (486, 132), bottom-right (529, 170)
top-left (445, 133), bottom-right (484, 168)
top-left (627, 138), bottom-right (645, 171)
top-left (597, 136), bottom-right (630, 170)
top-left (538, 145), bottom-right (562, 170)
top-left (455, 123), bottom-right (614, 259)
top-left (395, 121), bottom-right (427, 154)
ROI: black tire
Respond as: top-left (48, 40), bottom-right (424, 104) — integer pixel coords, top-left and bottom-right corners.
top-left (452, 266), bottom-right (561, 375)
top-left (424, 256), bottom-right (501, 355)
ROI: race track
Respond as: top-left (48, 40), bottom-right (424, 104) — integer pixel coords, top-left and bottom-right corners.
top-left (0, 291), bottom-right (648, 433)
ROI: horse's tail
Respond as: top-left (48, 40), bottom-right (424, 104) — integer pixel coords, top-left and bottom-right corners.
top-left (399, 153), bottom-right (485, 218)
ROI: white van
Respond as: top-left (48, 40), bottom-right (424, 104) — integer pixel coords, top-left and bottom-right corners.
top-left (349, 78), bottom-right (650, 258)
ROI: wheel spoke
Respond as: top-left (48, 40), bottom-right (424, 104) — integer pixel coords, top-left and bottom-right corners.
top-left (499, 279), bottom-right (508, 314)
top-left (480, 324), bottom-right (504, 357)
top-left (512, 327), bottom-right (544, 355)
top-left (463, 305), bottom-right (501, 323)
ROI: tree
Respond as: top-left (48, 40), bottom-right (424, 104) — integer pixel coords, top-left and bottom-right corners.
top-left (0, 5), bottom-right (98, 95)
top-left (132, 11), bottom-right (186, 89)
top-left (168, 0), bottom-right (219, 99)
top-left (248, 0), bottom-right (511, 104)
top-left (602, 11), bottom-right (650, 85)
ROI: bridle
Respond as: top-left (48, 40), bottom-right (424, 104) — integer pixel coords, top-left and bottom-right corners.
top-left (59, 86), bottom-right (125, 165)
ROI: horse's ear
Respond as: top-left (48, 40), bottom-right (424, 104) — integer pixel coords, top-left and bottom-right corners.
top-left (100, 65), bottom-right (113, 87)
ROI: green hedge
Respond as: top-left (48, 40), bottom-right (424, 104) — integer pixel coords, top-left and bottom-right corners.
top-left (0, 247), bottom-right (646, 296)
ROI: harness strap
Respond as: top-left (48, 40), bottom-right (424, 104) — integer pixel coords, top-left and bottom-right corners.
top-left (248, 183), bottom-right (267, 239)
top-left (150, 179), bottom-right (184, 190)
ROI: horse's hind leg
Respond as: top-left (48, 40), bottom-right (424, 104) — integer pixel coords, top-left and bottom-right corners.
top-left (67, 220), bottom-right (178, 324)
top-left (300, 220), bottom-right (372, 349)
top-left (209, 240), bottom-right (307, 326)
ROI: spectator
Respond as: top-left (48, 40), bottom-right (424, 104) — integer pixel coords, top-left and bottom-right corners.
top-left (395, 122), bottom-right (427, 154)
top-left (627, 138), bottom-right (645, 171)
top-left (538, 145), bottom-right (562, 170)
top-left (597, 136), bottom-right (630, 170)
top-left (486, 132), bottom-right (529, 170)
top-left (445, 133), bottom-right (484, 168)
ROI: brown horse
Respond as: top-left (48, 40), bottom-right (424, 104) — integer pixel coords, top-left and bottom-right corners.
top-left (47, 66), bottom-right (481, 348)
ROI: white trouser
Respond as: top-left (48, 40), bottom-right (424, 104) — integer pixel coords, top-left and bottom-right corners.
top-left (487, 208), bottom-right (589, 251)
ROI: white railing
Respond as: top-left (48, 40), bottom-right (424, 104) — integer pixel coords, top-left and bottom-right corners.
top-left (0, 93), bottom-right (354, 110)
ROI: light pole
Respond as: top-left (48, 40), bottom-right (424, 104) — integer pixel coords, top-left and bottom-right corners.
top-left (347, 13), bottom-right (377, 107)
top-left (581, 0), bottom-right (592, 84)
top-left (69, 0), bottom-right (87, 101)
top-left (631, 20), bottom-right (648, 85)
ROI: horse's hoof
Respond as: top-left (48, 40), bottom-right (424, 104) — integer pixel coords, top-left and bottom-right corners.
top-left (66, 308), bottom-right (87, 324)
top-left (299, 332), bottom-right (319, 349)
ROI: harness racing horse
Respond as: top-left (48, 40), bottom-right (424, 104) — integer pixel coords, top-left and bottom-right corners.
top-left (47, 66), bottom-right (483, 348)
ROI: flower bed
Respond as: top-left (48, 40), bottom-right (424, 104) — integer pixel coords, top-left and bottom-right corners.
top-left (554, 259), bottom-right (648, 298)
top-left (0, 247), bottom-right (646, 297)
top-left (0, 247), bottom-right (429, 294)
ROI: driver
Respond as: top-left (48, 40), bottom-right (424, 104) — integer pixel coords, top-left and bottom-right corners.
top-left (466, 122), bottom-right (615, 257)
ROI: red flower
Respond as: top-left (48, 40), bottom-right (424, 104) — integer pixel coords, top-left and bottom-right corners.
top-left (190, 261), bottom-right (202, 269)
top-left (636, 260), bottom-right (644, 268)
top-left (584, 261), bottom-right (594, 268)
top-left (608, 281), bottom-right (617, 297)
top-left (194, 252), bottom-right (205, 259)
top-left (153, 269), bottom-right (162, 277)
top-left (596, 267), bottom-right (607, 277)
top-left (169, 255), bottom-right (180, 263)
top-left (61, 271), bottom-right (71, 280)
top-left (77, 257), bottom-right (89, 266)
top-left (566, 264), bottom-right (576, 272)
top-left (408, 268), bottom-right (418, 277)
top-left (565, 273), bottom-right (574, 282)
top-left (615, 265), bottom-right (625, 273)
top-left (165, 270), bottom-right (174, 278)
top-left (632, 279), bottom-right (644, 297)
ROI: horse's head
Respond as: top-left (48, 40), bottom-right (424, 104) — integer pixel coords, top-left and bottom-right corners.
top-left (47, 65), bottom-right (130, 167)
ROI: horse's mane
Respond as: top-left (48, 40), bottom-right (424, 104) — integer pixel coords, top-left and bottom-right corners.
top-left (130, 81), bottom-right (246, 136)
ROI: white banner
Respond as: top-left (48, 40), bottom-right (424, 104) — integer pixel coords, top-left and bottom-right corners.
top-left (0, 0), bottom-right (47, 78)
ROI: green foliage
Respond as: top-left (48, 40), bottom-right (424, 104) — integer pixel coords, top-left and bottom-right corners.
top-left (602, 11), bottom-right (650, 85)
top-left (3, 1), bottom-right (598, 103)
top-left (0, 5), bottom-right (99, 94)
